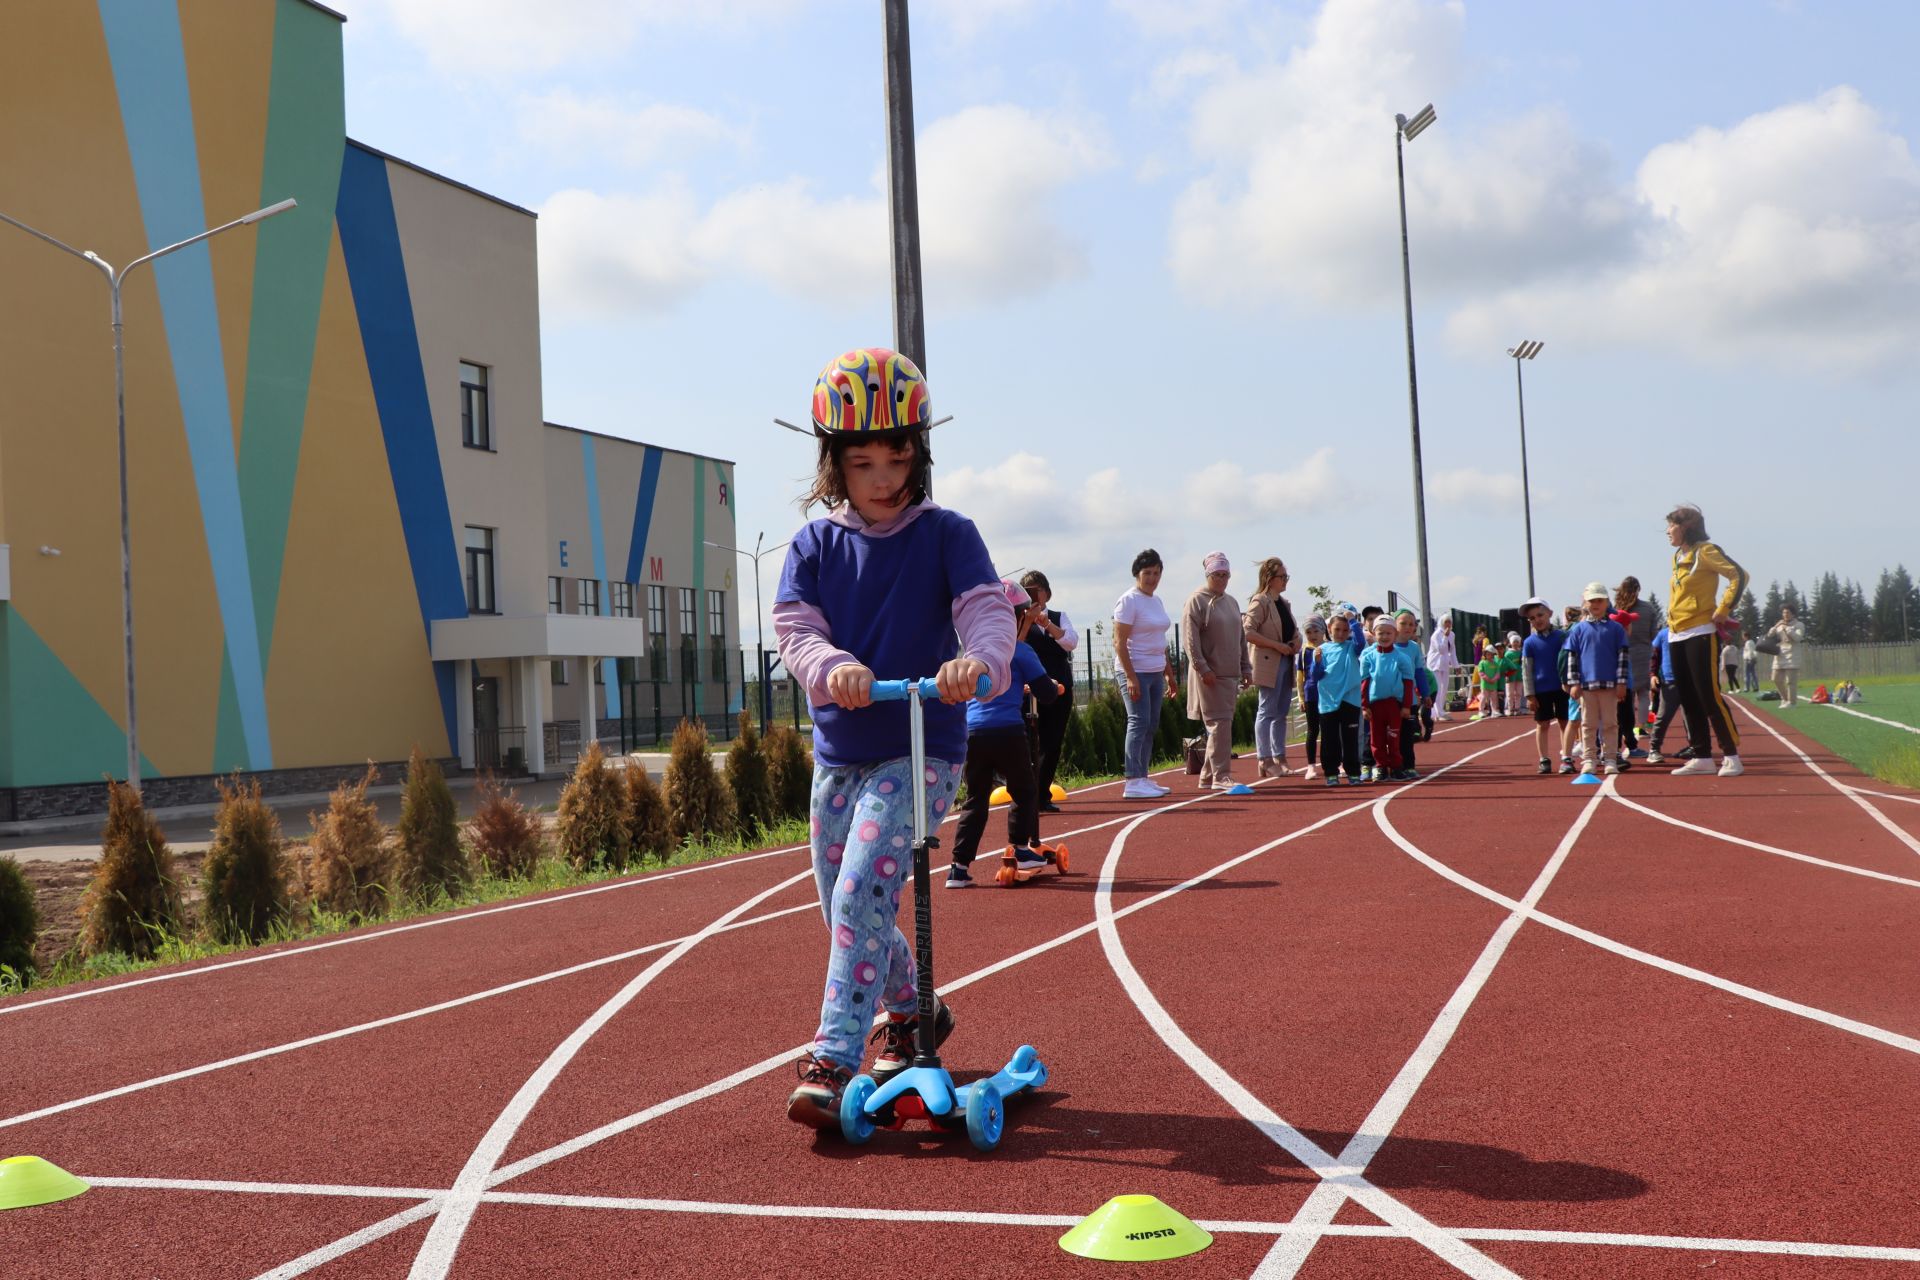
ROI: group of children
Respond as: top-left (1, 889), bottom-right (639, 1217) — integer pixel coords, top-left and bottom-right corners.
top-left (1297, 604), bottom-right (1437, 784)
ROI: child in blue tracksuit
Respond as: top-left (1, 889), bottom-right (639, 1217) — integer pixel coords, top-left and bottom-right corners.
top-left (948, 580), bottom-right (1061, 888)
top-left (1299, 616), bottom-right (1327, 779)
top-left (1360, 616), bottom-right (1418, 782)
top-left (1646, 626), bottom-right (1683, 762)
top-left (1565, 581), bottom-right (1632, 776)
top-left (1519, 597), bottom-right (1572, 774)
top-left (1313, 614), bottom-right (1365, 785)
top-left (1393, 610), bottom-right (1435, 774)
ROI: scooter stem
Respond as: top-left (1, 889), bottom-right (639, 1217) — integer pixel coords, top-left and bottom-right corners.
top-left (907, 683), bottom-right (942, 1068)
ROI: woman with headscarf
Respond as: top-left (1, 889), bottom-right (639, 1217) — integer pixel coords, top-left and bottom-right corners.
top-left (1665, 503), bottom-right (1749, 776)
top-left (1768, 604), bottom-right (1807, 707)
top-left (1425, 615), bottom-right (1460, 721)
top-left (1184, 552), bottom-right (1254, 794)
top-left (1243, 557), bottom-right (1301, 778)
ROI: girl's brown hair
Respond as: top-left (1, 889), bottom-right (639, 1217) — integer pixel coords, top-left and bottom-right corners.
top-left (802, 430), bottom-right (933, 511)
top-left (1254, 557), bottom-right (1286, 593)
top-left (1665, 504), bottom-right (1708, 543)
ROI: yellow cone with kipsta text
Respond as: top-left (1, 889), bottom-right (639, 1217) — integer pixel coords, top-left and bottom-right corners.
top-left (1059, 1194), bottom-right (1212, 1261)
top-left (0, 1156), bottom-right (89, 1210)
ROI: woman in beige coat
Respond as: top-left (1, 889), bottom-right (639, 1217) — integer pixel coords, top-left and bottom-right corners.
top-left (1183, 552), bottom-right (1254, 793)
top-left (1243, 557), bottom-right (1301, 778)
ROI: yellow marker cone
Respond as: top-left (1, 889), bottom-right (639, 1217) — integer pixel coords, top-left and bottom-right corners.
top-left (0, 1156), bottom-right (89, 1210)
top-left (989, 785), bottom-right (1011, 804)
top-left (1049, 783), bottom-right (1066, 801)
top-left (1058, 1194), bottom-right (1212, 1261)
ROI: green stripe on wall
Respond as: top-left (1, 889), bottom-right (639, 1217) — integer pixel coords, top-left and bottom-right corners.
top-left (211, 649), bottom-right (248, 774)
top-left (239, 0), bottom-right (345, 667)
top-left (692, 457), bottom-right (705, 716)
top-left (0, 607), bottom-right (158, 788)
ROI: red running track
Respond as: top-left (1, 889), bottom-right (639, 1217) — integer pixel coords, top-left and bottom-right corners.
top-left (4, 716), bottom-right (1920, 1279)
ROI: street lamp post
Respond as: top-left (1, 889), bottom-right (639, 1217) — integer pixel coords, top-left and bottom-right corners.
top-left (705, 533), bottom-right (791, 733)
top-left (1394, 103), bottom-right (1436, 636)
top-left (1506, 339), bottom-right (1544, 596)
top-left (0, 198), bottom-right (297, 791)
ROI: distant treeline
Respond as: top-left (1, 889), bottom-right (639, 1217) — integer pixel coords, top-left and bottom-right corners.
top-left (1740, 565), bottom-right (1918, 645)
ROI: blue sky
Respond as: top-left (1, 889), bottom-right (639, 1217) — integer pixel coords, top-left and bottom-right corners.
top-left (339, 0), bottom-right (1920, 647)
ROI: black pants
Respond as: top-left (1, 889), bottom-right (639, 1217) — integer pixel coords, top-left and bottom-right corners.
top-left (1616, 692), bottom-right (1638, 752)
top-left (952, 728), bottom-right (1038, 866)
top-left (1032, 696), bottom-right (1071, 799)
top-left (1320, 703), bottom-right (1362, 779)
top-left (1400, 709), bottom-right (1419, 771)
top-left (1302, 700), bottom-right (1321, 764)
top-left (1671, 633), bottom-right (1740, 757)
top-left (1649, 682), bottom-right (1684, 751)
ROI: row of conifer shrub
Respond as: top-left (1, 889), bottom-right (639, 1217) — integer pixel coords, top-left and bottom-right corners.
top-left (0, 718), bottom-right (814, 991)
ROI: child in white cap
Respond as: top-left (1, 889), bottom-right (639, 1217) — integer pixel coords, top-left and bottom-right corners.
top-left (1565, 582), bottom-right (1633, 777)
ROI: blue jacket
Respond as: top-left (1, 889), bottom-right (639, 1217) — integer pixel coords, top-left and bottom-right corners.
top-left (1566, 618), bottom-right (1632, 689)
top-left (1394, 641), bottom-right (1434, 699)
top-left (1520, 629), bottom-right (1568, 693)
top-left (967, 642), bottom-right (1056, 733)
top-left (1651, 628), bottom-right (1675, 682)
top-left (1313, 640), bottom-right (1364, 712)
top-left (1359, 644), bottom-right (1416, 705)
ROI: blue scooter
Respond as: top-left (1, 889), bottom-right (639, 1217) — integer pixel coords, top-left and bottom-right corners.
top-left (839, 674), bottom-right (1050, 1152)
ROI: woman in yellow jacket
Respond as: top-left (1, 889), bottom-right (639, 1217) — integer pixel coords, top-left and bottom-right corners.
top-left (1664, 504), bottom-right (1749, 776)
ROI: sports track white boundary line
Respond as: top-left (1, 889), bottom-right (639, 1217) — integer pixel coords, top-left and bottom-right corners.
top-left (1733, 702), bottom-right (1920, 859)
top-left (1819, 700), bottom-right (1920, 736)
top-left (1257, 761), bottom-right (1605, 1278)
top-left (1098, 729), bottom-right (1540, 1279)
top-left (0, 777), bottom-right (1289, 1132)
top-left (1607, 791), bottom-right (1920, 890)
top-left (75, 1178), bottom-right (1920, 1262)
top-left (0, 768), bottom-right (1179, 1018)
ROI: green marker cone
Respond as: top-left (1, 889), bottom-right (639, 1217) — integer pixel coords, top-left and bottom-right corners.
top-left (0, 1156), bottom-right (90, 1210)
top-left (1058, 1194), bottom-right (1213, 1261)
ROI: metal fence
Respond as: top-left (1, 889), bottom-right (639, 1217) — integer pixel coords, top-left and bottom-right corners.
top-left (1794, 641), bottom-right (1920, 681)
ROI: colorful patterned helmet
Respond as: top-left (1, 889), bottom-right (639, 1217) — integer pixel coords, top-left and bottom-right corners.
top-left (810, 347), bottom-right (931, 438)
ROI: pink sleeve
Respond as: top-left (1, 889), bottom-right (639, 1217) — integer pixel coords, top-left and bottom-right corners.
top-left (772, 600), bottom-right (857, 706)
top-left (953, 583), bottom-right (1016, 699)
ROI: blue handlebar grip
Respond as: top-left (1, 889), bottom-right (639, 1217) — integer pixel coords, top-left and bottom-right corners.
top-left (868, 674), bottom-right (993, 702)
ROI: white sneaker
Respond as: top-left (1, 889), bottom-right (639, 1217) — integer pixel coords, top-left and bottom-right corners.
top-left (1435, 711), bottom-right (1452, 721)
top-left (1645, 750), bottom-right (1664, 765)
top-left (1671, 758), bottom-right (1717, 777)
top-left (1145, 779), bottom-right (1171, 796)
top-left (1302, 764), bottom-right (1319, 780)
top-left (1123, 780), bottom-right (1160, 799)
top-left (1603, 760), bottom-right (1620, 776)
top-left (1717, 755), bottom-right (1744, 777)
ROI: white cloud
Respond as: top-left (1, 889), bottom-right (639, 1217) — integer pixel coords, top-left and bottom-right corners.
top-left (1112, 0), bottom-right (1250, 36)
top-left (1429, 467), bottom-right (1523, 510)
top-left (515, 91), bottom-right (746, 169)
top-left (538, 105), bottom-right (1110, 319)
top-left (924, 0), bottom-right (1055, 41)
top-left (1446, 88), bottom-right (1920, 371)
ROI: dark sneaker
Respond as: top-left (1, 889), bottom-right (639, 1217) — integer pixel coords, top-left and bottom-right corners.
top-left (1393, 769), bottom-right (1418, 782)
top-left (1325, 776), bottom-right (1340, 788)
top-left (787, 1055), bottom-right (853, 1130)
top-left (1039, 800), bottom-right (1062, 813)
top-left (945, 863), bottom-right (974, 889)
top-left (870, 1001), bottom-right (954, 1084)
top-left (1558, 758), bottom-right (1575, 775)
top-left (1537, 758), bottom-right (1552, 775)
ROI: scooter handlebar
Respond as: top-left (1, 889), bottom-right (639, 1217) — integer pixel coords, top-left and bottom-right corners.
top-left (868, 674), bottom-right (993, 702)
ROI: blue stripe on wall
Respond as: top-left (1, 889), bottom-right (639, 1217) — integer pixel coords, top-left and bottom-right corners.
top-left (579, 435), bottom-right (618, 718)
top-left (623, 446), bottom-right (664, 585)
top-left (335, 144), bottom-right (463, 752)
top-left (97, 0), bottom-right (274, 770)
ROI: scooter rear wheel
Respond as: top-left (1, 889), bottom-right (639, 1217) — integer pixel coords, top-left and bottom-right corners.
top-left (966, 1079), bottom-right (1005, 1151)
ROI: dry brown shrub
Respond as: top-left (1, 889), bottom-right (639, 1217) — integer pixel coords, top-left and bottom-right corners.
top-left (201, 777), bottom-right (291, 944)
top-left (726, 716), bottom-right (776, 835)
top-left (469, 773), bottom-right (543, 878)
top-left (394, 746), bottom-right (469, 900)
top-left (306, 765), bottom-right (391, 917)
top-left (625, 763), bottom-right (671, 863)
top-left (666, 719), bottom-right (735, 846)
top-left (765, 724), bottom-right (814, 821)
top-left (81, 780), bottom-right (183, 960)
top-left (555, 742), bottom-right (631, 869)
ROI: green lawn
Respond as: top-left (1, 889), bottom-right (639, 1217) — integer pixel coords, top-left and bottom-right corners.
top-left (1736, 681), bottom-right (1920, 789)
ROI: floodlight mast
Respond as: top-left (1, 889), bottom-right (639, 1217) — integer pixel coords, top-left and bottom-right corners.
top-left (1507, 340), bottom-right (1544, 595)
top-left (1395, 104), bottom-right (1437, 639)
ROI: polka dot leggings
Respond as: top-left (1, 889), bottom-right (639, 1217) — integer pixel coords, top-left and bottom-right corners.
top-left (808, 756), bottom-right (962, 1071)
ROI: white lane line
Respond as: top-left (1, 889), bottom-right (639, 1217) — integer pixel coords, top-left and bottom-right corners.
top-left (253, 1199), bottom-right (445, 1280)
top-left (85, 1176), bottom-right (1920, 1262)
top-left (0, 767), bottom-right (1189, 1019)
top-left (1819, 702), bottom-right (1920, 735)
top-left (0, 842), bottom-right (807, 1016)
top-left (1733, 702), bottom-right (1920, 860)
top-left (1257, 773), bottom-right (1607, 1279)
top-left (1609, 791), bottom-right (1920, 890)
top-left (405, 864), bottom-right (817, 1279)
top-left (1375, 801), bottom-right (1920, 1058)
top-left (3, 791), bottom-right (1240, 1130)
top-left (0, 903), bottom-right (818, 1132)
top-left (1846, 785), bottom-right (1920, 807)
top-left (1095, 738), bottom-right (1539, 1279)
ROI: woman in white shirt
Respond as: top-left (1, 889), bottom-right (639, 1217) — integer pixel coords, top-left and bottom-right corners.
top-left (1113, 548), bottom-right (1178, 800)
top-left (1768, 605), bottom-right (1807, 706)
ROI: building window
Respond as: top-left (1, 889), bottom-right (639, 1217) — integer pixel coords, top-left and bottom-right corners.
top-left (594, 660), bottom-right (605, 685)
top-left (551, 659), bottom-right (569, 686)
top-left (678, 587), bottom-right (698, 679)
top-left (617, 656), bottom-right (639, 684)
top-left (578, 578), bottom-right (601, 617)
top-left (548, 576), bottom-right (564, 615)
top-left (708, 589), bottom-right (727, 668)
top-left (464, 526), bottom-right (496, 614)
top-left (610, 581), bottom-right (634, 618)
top-left (460, 362), bottom-right (491, 450)
top-left (647, 585), bottom-right (668, 679)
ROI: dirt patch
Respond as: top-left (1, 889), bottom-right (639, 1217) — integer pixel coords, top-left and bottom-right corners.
top-left (19, 850), bottom-right (210, 975)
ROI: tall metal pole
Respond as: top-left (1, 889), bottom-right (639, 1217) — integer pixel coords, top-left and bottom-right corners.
top-left (110, 275), bottom-right (139, 789)
top-left (883, 0), bottom-right (927, 375)
top-left (1394, 126), bottom-right (1434, 637)
top-left (1514, 356), bottom-right (1536, 597)
top-left (750, 532), bottom-right (768, 735)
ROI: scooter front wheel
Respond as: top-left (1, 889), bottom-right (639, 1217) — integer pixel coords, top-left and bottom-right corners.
top-left (966, 1079), bottom-right (1005, 1151)
top-left (840, 1074), bottom-right (878, 1144)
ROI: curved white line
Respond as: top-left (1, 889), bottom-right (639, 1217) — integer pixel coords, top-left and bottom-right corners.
top-left (1375, 799), bottom-right (1920, 1057)
top-left (1733, 702), bottom-right (1920, 859)
top-left (1094, 757), bottom-right (1530, 1277)
top-left (1608, 791), bottom-right (1920, 890)
top-left (1818, 701), bottom-right (1920, 735)
top-left (1845, 785), bottom-right (1920, 807)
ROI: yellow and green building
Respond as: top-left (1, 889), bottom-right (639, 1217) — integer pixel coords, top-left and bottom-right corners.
top-left (0, 0), bottom-right (737, 819)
